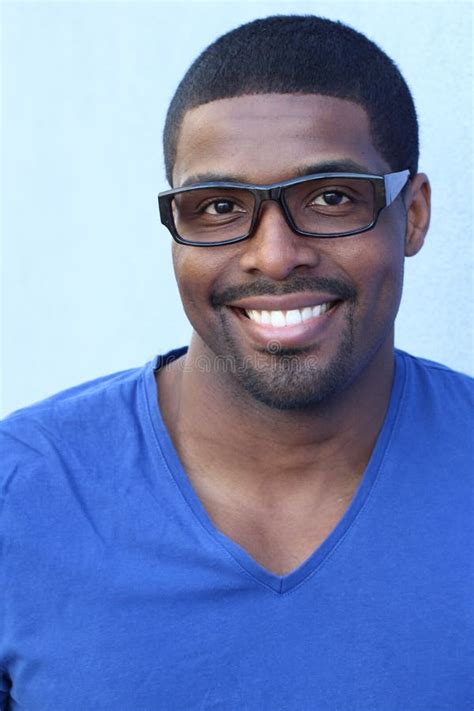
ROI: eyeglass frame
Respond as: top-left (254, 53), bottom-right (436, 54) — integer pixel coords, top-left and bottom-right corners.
top-left (157, 169), bottom-right (410, 247)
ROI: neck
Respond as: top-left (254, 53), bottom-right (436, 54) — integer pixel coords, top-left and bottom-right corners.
top-left (157, 335), bottom-right (395, 500)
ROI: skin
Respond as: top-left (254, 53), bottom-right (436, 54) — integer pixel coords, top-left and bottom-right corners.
top-left (157, 94), bottom-right (431, 575)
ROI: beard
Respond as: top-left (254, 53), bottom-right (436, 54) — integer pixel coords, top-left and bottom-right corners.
top-left (216, 307), bottom-right (356, 411)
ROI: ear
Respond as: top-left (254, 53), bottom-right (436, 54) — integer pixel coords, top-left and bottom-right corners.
top-left (403, 173), bottom-right (431, 257)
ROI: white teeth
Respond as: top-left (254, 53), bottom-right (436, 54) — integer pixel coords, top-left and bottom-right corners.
top-left (285, 309), bottom-right (302, 326)
top-left (245, 302), bottom-right (334, 326)
top-left (248, 309), bottom-right (262, 324)
top-left (270, 310), bottom-right (286, 327)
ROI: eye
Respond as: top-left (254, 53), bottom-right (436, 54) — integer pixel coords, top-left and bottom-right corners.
top-left (203, 199), bottom-right (246, 215)
top-left (310, 191), bottom-right (351, 207)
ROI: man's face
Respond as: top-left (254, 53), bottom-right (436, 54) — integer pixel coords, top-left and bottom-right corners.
top-left (171, 94), bottom-right (417, 409)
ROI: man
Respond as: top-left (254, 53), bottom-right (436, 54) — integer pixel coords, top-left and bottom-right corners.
top-left (1, 14), bottom-right (472, 711)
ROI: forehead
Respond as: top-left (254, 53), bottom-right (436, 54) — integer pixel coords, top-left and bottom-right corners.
top-left (173, 94), bottom-right (390, 187)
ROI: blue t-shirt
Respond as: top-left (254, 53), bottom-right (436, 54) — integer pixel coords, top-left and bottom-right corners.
top-left (0, 349), bottom-right (473, 711)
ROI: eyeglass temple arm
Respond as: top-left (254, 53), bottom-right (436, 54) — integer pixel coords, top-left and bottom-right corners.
top-left (384, 169), bottom-right (410, 206)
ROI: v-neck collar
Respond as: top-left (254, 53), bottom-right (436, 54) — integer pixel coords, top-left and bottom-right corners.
top-left (142, 348), bottom-right (406, 595)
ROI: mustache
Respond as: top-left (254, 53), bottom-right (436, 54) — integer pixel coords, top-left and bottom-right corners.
top-left (211, 276), bottom-right (357, 307)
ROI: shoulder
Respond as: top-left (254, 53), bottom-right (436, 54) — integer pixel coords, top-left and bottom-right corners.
top-left (396, 349), bottom-right (473, 399)
top-left (394, 350), bottom-right (473, 454)
top-left (1, 362), bottom-right (148, 433)
top-left (0, 361), bottom-right (152, 500)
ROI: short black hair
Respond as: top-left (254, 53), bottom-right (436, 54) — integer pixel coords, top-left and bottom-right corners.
top-left (163, 15), bottom-right (419, 185)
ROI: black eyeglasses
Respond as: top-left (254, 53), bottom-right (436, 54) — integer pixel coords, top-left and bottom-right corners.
top-left (158, 170), bottom-right (410, 247)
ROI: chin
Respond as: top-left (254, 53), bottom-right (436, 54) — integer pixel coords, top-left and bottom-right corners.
top-left (215, 310), bottom-right (357, 411)
top-left (235, 346), bottom-right (356, 410)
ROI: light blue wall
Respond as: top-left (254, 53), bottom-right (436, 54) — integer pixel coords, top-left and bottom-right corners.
top-left (2, 0), bottom-right (473, 415)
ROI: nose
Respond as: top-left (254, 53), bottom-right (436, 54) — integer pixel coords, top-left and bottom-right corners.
top-left (238, 200), bottom-right (322, 280)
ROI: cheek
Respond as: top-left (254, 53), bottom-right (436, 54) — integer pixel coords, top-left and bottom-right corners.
top-left (356, 235), bottom-right (406, 323)
top-left (172, 244), bottom-right (207, 293)
top-left (374, 213), bottom-right (407, 302)
top-left (172, 246), bottom-right (202, 316)
top-left (367, 253), bottom-right (404, 309)
top-left (332, 220), bottom-right (406, 320)
top-left (172, 245), bottom-right (224, 320)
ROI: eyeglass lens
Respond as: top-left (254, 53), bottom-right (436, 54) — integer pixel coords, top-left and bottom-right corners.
top-left (171, 177), bottom-right (376, 243)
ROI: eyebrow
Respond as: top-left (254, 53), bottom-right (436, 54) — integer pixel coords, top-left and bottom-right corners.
top-left (178, 160), bottom-right (375, 188)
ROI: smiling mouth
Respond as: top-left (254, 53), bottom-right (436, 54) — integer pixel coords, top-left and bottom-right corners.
top-left (238, 301), bottom-right (339, 328)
